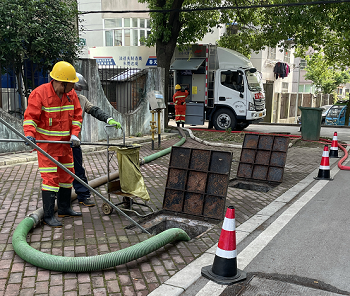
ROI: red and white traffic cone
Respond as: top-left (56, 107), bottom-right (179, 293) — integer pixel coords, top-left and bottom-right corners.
top-left (329, 131), bottom-right (339, 158)
top-left (201, 206), bottom-right (246, 285)
top-left (315, 145), bottom-right (333, 180)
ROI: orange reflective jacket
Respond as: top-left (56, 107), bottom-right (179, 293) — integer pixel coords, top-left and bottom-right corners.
top-left (172, 90), bottom-right (188, 106)
top-left (23, 81), bottom-right (83, 157)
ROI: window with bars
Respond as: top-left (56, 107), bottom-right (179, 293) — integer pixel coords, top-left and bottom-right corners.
top-left (104, 18), bottom-right (151, 46)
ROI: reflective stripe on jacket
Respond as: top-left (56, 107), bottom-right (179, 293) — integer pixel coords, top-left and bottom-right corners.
top-left (23, 81), bottom-right (83, 157)
top-left (172, 90), bottom-right (189, 106)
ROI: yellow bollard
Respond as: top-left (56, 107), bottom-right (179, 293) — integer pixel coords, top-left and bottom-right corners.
top-left (157, 109), bottom-right (161, 148)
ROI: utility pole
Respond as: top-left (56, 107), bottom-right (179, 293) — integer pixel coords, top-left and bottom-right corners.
top-left (294, 59), bottom-right (306, 123)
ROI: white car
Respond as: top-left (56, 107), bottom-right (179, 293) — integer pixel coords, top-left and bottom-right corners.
top-left (320, 105), bottom-right (333, 124)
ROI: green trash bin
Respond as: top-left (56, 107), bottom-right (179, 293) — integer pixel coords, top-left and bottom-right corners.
top-left (299, 106), bottom-right (323, 141)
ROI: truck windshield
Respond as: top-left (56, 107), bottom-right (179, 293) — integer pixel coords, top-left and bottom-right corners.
top-left (245, 70), bottom-right (263, 92)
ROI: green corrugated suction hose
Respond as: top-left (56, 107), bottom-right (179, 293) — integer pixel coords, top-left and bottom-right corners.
top-left (13, 216), bottom-right (190, 272)
top-left (142, 136), bottom-right (186, 164)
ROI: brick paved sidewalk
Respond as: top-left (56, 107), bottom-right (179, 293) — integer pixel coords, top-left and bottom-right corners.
top-left (0, 131), bottom-right (327, 296)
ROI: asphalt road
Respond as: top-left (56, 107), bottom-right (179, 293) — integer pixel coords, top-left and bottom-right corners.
top-left (246, 123), bottom-right (350, 142)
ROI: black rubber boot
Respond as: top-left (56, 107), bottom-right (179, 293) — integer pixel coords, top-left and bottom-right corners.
top-left (57, 187), bottom-right (82, 217)
top-left (182, 123), bottom-right (184, 127)
top-left (42, 190), bottom-right (62, 227)
top-left (177, 122), bottom-right (180, 127)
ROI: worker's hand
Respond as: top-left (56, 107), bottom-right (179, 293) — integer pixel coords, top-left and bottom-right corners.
top-left (70, 135), bottom-right (81, 147)
top-left (108, 119), bottom-right (121, 129)
top-left (25, 136), bottom-right (36, 146)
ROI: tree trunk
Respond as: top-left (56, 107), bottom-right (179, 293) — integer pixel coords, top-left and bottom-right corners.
top-left (156, 42), bottom-right (176, 128)
top-left (345, 97), bottom-right (350, 126)
top-left (152, 0), bottom-right (184, 128)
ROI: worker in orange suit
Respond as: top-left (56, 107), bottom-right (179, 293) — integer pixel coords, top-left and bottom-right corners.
top-left (23, 61), bottom-right (83, 228)
top-left (173, 84), bottom-right (189, 127)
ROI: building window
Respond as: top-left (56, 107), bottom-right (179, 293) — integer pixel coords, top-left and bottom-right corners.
top-left (282, 82), bottom-right (288, 93)
top-left (284, 46), bottom-right (291, 64)
top-left (300, 59), bottom-right (307, 69)
top-left (124, 29), bottom-right (131, 46)
top-left (298, 84), bottom-right (315, 93)
top-left (105, 18), bottom-right (122, 28)
top-left (267, 47), bottom-right (276, 60)
top-left (104, 18), bottom-right (151, 46)
top-left (105, 31), bottom-right (113, 46)
top-left (114, 29), bottom-right (122, 46)
top-left (304, 84), bottom-right (311, 93)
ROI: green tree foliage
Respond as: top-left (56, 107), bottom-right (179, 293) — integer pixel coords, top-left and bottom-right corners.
top-left (304, 52), bottom-right (350, 95)
top-left (0, 0), bottom-right (81, 109)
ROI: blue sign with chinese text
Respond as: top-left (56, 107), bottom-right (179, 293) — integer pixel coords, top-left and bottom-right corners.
top-left (146, 57), bottom-right (157, 66)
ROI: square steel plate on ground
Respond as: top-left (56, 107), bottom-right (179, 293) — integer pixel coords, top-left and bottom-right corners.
top-left (163, 146), bottom-right (232, 221)
top-left (237, 134), bottom-right (289, 183)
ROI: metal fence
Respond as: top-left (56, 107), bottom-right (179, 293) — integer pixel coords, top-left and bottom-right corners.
top-left (97, 66), bottom-right (147, 114)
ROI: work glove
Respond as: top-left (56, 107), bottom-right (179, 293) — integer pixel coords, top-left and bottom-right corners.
top-left (70, 135), bottom-right (80, 147)
top-left (108, 119), bottom-right (121, 129)
top-left (25, 136), bottom-right (36, 146)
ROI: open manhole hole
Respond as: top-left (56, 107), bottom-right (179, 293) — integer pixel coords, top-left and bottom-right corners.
top-left (126, 210), bottom-right (219, 240)
top-left (229, 179), bottom-right (278, 193)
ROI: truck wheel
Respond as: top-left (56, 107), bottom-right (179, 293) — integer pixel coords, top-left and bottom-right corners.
top-left (213, 109), bottom-right (236, 131)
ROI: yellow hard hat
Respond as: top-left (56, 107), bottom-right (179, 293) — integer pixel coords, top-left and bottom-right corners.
top-left (175, 84), bottom-right (181, 90)
top-left (50, 61), bottom-right (79, 83)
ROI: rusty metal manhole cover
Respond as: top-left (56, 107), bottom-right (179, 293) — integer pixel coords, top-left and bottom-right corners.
top-left (164, 147), bottom-right (232, 220)
top-left (237, 134), bottom-right (289, 183)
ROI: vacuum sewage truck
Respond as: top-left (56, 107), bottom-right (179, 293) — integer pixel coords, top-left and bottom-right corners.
top-left (169, 44), bottom-right (266, 130)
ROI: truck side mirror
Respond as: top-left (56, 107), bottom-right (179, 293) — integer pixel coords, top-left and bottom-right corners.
top-left (240, 93), bottom-right (244, 98)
